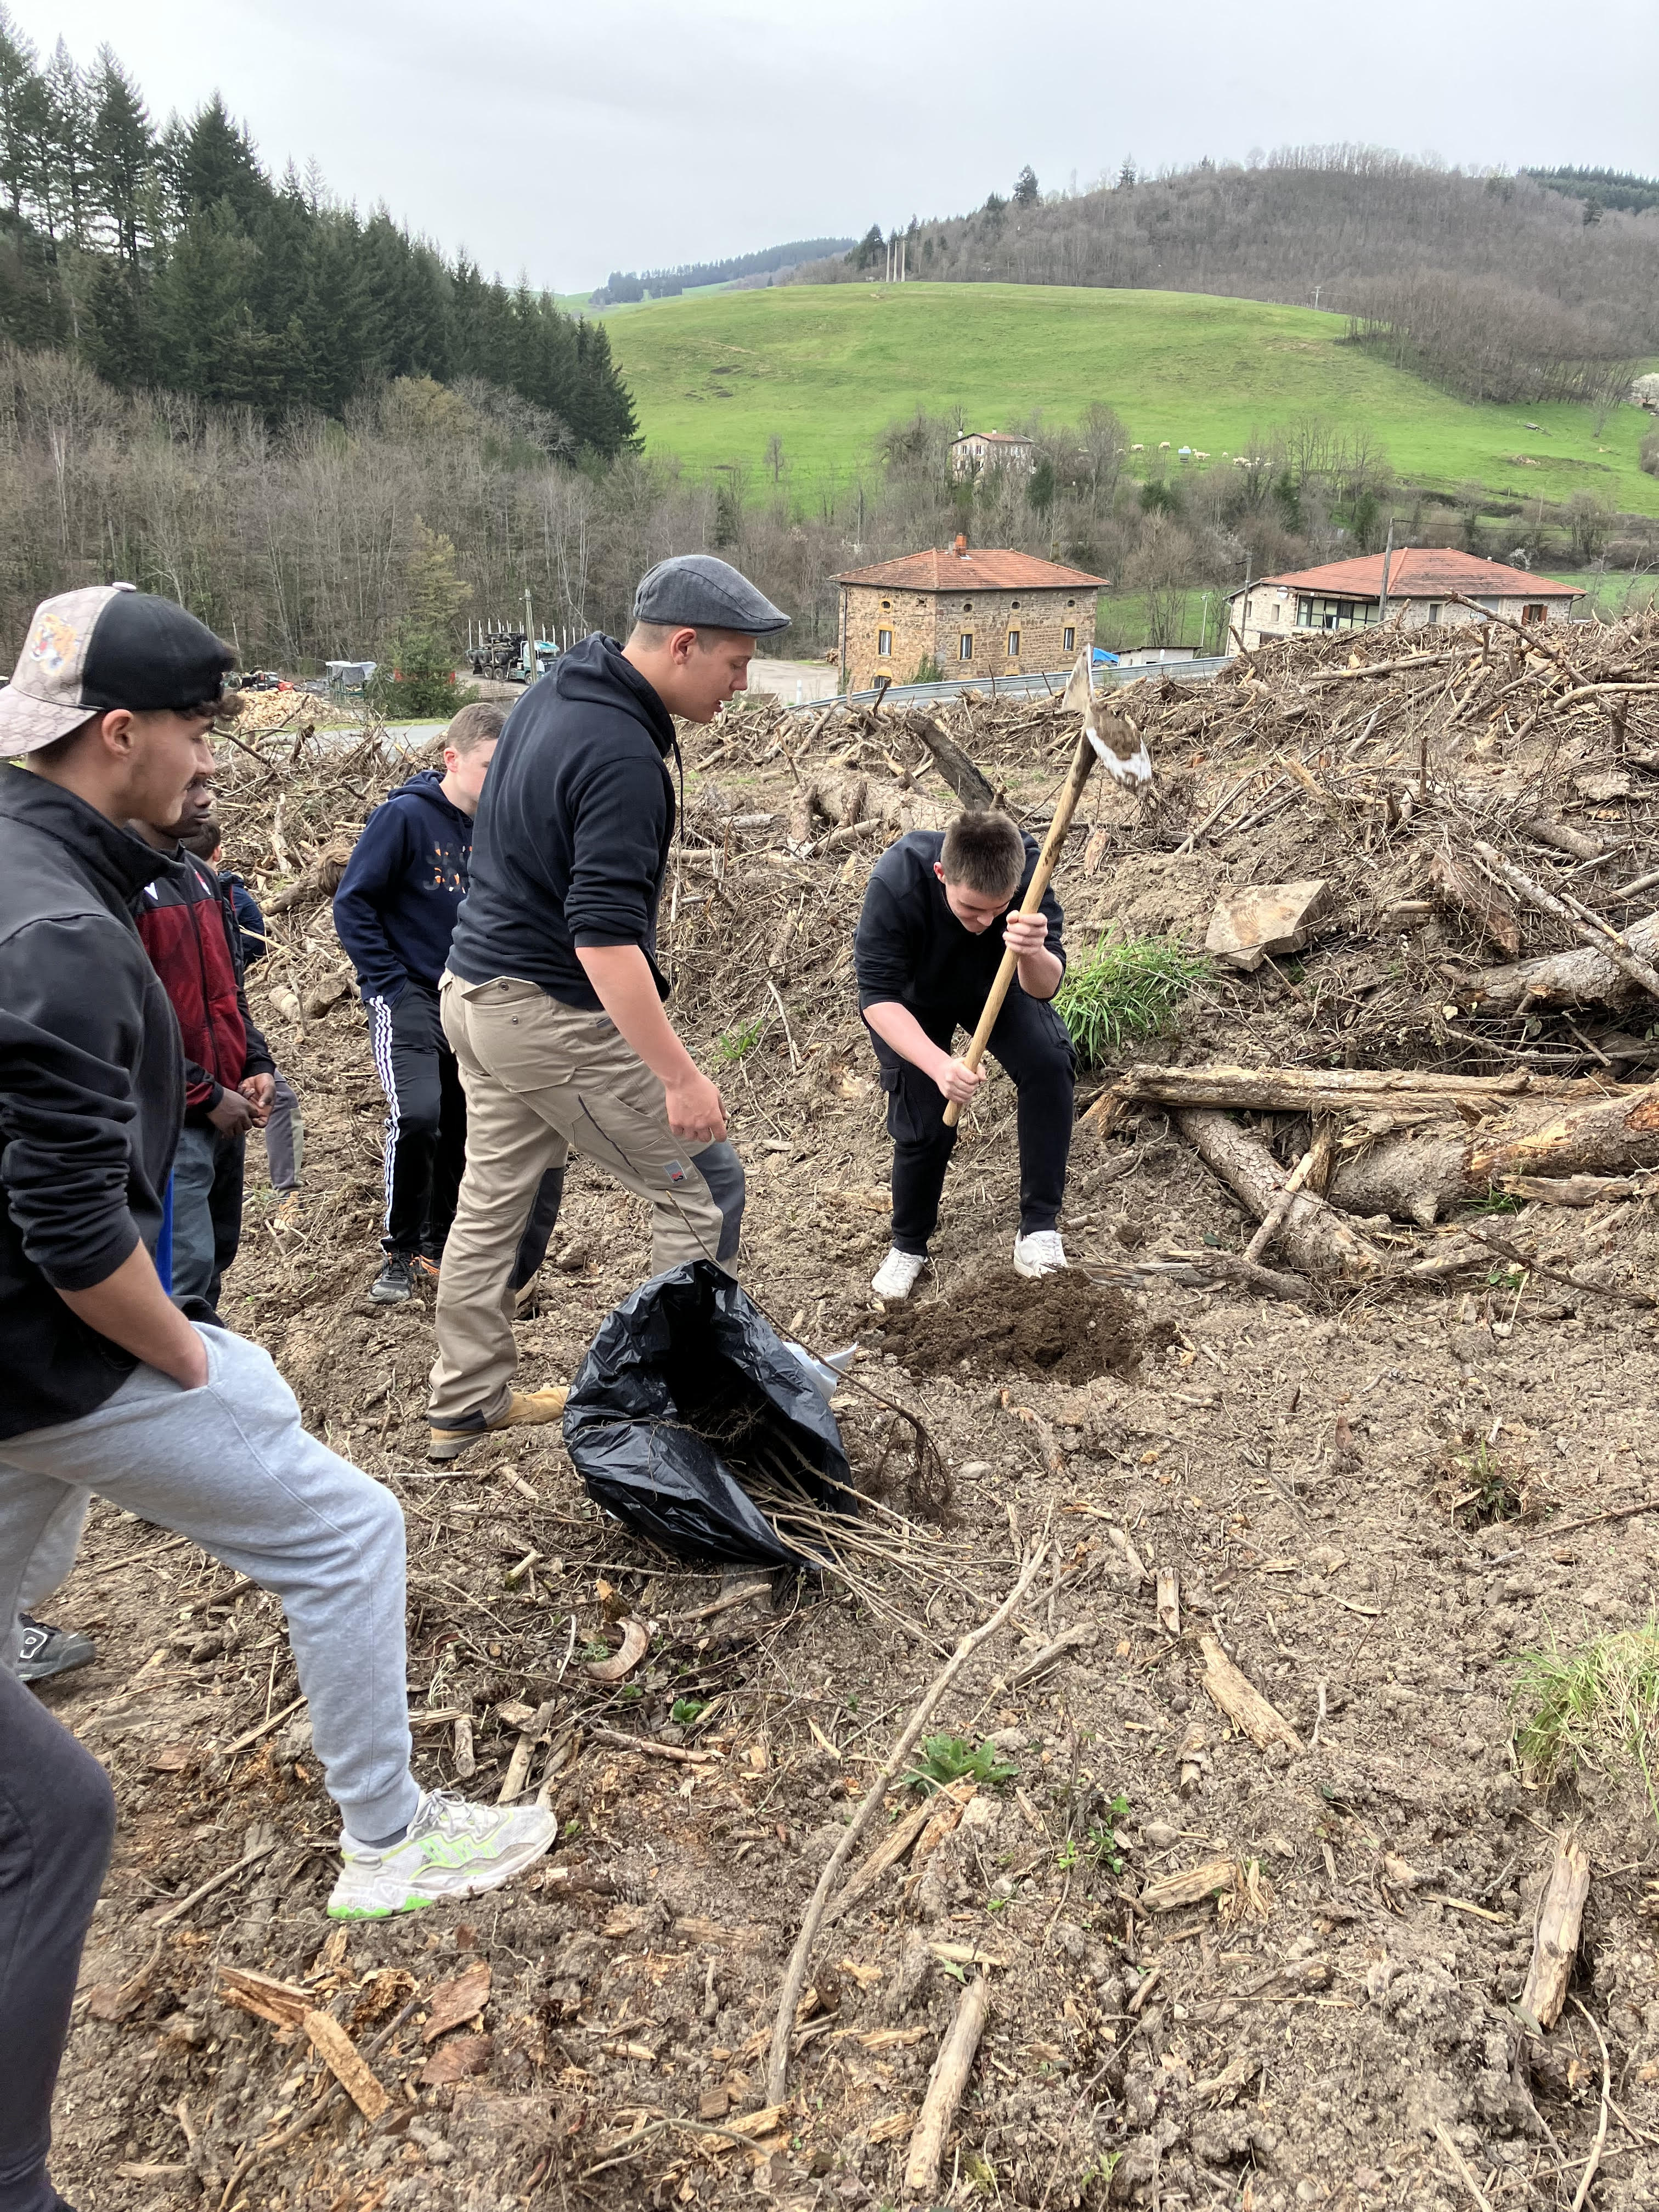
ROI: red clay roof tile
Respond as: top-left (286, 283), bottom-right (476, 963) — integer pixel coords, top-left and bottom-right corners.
top-left (837, 548), bottom-right (1109, 591)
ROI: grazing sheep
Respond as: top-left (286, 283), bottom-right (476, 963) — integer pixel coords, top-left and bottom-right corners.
top-left (1193, 449), bottom-right (1210, 460)
top-left (1130, 442), bottom-right (1145, 452)
top-left (1158, 440), bottom-right (1171, 450)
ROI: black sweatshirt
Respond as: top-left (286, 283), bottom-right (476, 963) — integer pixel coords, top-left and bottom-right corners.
top-left (448, 634), bottom-right (679, 1011)
top-left (854, 828), bottom-right (1066, 1016)
top-left (0, 767), bottom-right (184, 1439)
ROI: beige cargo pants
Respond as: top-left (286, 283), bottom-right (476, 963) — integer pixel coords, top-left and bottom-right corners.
top-left (427, 973), bottom-right (745, 1430)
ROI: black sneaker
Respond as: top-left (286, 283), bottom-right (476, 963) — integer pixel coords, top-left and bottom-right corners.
top-left (17, 1615), bottom-right (95, 1683)
top-left (370, 1252), bottom-right (419, 1305)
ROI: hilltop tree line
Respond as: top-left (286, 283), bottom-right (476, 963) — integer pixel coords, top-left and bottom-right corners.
top-left (0, 11), bottom-right (637, 449)
top-left (800, 151), bottom-right (1659, 411)
top-left (592, 236), bottom-right (854, 306)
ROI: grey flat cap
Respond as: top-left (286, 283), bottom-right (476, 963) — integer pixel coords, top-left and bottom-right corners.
top-left (633, 554), bottom-right (789, 637)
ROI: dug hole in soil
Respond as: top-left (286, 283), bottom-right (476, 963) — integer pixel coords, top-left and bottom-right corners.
top-left (38, 639), bottom-right (1659, 2212)
top-left (874, 1267), bottom-right (1148, 1385)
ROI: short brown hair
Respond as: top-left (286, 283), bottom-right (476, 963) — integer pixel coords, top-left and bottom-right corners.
top-left (940, 810), bottom-right (1025, 899)
top-left (445, 701), bottom-right (505, 757)
top-left (627, 620), bottom-right (751, 652)
top-left (178, 819), bottom-right (221, 859)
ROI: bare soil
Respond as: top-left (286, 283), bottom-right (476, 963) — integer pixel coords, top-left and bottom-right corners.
top-left (39, 632), bottom-right (1659, 2212)
top-left (874, 1269), bottom-right (1147, 1385)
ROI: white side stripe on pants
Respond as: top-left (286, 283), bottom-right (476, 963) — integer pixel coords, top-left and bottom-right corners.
top-left (368, 996), bottom-right (402, 1242)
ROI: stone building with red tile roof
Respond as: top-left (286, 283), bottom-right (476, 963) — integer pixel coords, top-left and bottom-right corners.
top-left (1227, 548), bottom-right (1583, 653)
top-left (836, 537), bottom-right (1108, 690)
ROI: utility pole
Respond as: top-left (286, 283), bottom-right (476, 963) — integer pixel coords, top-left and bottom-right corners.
top-left (1377, 516), bottom-right (1394, 628)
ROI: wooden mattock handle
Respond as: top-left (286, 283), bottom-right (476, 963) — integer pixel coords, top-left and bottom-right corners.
top-left (941, 730), bottom-right (1099, 1130)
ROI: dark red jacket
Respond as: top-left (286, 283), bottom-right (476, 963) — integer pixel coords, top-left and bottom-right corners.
top-left (136, 849), bottom-right (274, 1119)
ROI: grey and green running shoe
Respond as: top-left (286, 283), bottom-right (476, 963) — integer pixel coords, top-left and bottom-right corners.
top-left (327, 1789), bottom-right (556, 1920)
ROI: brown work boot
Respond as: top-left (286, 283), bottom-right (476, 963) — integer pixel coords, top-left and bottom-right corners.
top-left (427, 1386), bottom-right (568, 1464)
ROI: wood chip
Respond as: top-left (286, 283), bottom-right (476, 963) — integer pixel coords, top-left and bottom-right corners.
top-left (1156, 1568), bottom-right (1181, 1638)
top-left (1521, 1826), bottom-right (1590, 2031)
top-left (417, 2031), bottom-right (492, 2087)
top-left (1199, 1632), bottom-right (1301, 1752)
top-left (303, 2008), bottom-right (388, 2120)
top-left (421, 1960), bottom-right (491, 2042)
top-left (1139, 1858), bottom-right (1237, 1914)
top-left (586, 1617), bottom-right (650, 1684)
top-left (216, 1966), bottom-right (311, 2030)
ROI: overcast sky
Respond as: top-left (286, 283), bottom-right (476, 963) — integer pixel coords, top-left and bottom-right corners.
top-left (18, 0), bottom-right (1659, 292)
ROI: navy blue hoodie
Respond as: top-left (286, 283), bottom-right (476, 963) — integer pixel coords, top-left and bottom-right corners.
top-left (332, 769), bottom-right (476, 1003)
top-left (448, 634), bottom-right (678, 1012)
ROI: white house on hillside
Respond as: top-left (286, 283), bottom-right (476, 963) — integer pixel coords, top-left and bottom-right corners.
top-left (949, 430), bottom-right (1035, 478)
top-left (1227, 549), bottom-right (1583, 652)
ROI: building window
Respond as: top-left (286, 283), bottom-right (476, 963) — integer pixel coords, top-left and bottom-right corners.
top-left (880, 598), bottom-right (891, 611)
top-left (1010, 600), bottom-right (1020, 611)
top-left (1267, 603), bottom-right (1279, 625)
top-left (877, 629), bottom-right (893, 657)
top-left (959, 633), bottom-right (973, 661)
top-left (1006, 630), bottom-right (1020, 657)
top-left (962, 601), bottom-right (972, 613)
top-left (1426, 602), bottom-right (1443, 626)
top-left (1063, 626), bottom-right (1075, 651)
top-left (1295, 594), bottom-right (1379, 633)
top-left (1522, 602), bottom-right (1546, 625)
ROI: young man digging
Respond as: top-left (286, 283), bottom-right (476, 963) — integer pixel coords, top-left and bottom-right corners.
top-left (0, 591), bottom-right (555, 2203)
top-left (855, 808), bottom-right (1075, 1300)
top-left (425, 554), bottom-right (787, 1462)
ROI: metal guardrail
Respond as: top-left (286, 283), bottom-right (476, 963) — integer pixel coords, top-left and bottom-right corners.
top-left (782, 658), bottom-right (1233, 712)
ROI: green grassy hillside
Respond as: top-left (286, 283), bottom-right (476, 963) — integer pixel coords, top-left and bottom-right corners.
top-left (597, 282), bottom-right (1659, 516)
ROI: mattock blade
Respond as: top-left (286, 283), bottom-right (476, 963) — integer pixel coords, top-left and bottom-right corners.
top-left (1062, 642), bottom-right (1153, 787)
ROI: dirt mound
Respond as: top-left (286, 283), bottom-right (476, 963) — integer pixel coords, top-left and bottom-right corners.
top-left (875, 1267), bottom-right (1143, 1383)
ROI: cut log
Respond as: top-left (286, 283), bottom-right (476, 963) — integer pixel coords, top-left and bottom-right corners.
top-left (1328, 1126), bottom-right (1474, 1227)
top-left (1178, 1110), bottom-right (1384, 1278)
top-left (1088, 1061), bottom-right (1583, 1130)
top-left (1457, 911), bottom-right (1659, 1013)
top-left (904, 714), bottom-right (996, 811)
top-left (266, 839), bottom-right (354, 913)
top-left (1473, 845), bottom-right (1659, 1003)
top-left (1468, 1083), bottom-right (1659, 1183)
top-left (903, 1972), bottom-right (990, 2198)
top-left (1520, 1827), bottom-right (1589, 2032)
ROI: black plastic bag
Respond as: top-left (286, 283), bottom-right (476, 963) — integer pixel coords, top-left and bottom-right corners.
top-left (562, 1260), bottom-right (853, 1566)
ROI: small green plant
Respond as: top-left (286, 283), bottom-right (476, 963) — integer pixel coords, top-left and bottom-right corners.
top-left (902, 1733), bottom-right (1018, 1795)
top-left (670, 1697), bottom-right (708, 1726)
top-left (1054, 936), bottom-right (1210, 1069)
top-left (717, 1013), bottom-right (768, 1063)
top-left (1440, 1428), bottom-right (1541, 1528)
top-left (1466, 1187), bottom-right (1523, 1214)
top-left (1512, 1620), bottom-right (1659, 1832)
top-left (911, 653), bottom-right (943, 684)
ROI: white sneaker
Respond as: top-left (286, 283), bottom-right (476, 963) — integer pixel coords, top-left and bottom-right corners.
top-left (871, 1246), bottom-right (928, 1301)
top-left (1012, 1230), bottom-right (1067, 1278)
top-left (327, 1788), bottom-right (556, 1920)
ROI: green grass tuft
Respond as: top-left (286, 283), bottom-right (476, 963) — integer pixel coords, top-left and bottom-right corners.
top-left (716, 1014), bottom-right (768, 1063)
top-left (1054, 936), bottom-right (1210, 1069)
top-left (1511, 1619), bottom-right (1659, 1831)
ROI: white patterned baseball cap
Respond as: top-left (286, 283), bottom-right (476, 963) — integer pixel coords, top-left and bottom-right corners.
top-left (1, 584), bottom-right (235, 754)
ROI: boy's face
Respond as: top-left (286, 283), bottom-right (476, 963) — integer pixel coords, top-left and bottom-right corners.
top-left (934, 861), bottom-right (1016, 935)
top-left (442, 738), bottom-right (496, 810)
top-left (172, 768), bottom-right (216, 838)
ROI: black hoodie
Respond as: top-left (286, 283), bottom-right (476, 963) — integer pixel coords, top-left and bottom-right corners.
top-left (448, 634), bottom-right (679, 1012)
top-left (0, 765), bottom-right (184, 1438)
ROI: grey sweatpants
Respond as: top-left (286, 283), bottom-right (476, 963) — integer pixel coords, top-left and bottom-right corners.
top-left (0, 1326), bottom-right (417, 1842)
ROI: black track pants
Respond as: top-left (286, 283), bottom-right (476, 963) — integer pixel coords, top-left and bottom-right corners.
top-left (0, 1667), bottom-right (116, 2212)
top-left (370, 979), bottom-right (468, 1258)
top-left (867, 991), bottom-right (1075, 1256)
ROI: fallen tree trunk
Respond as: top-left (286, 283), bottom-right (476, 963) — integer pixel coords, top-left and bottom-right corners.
top-left (1457, 911), bottom-right (1659, 1013)
top-left (1468, 1084), bottom-right (1659, 1182)
top-left (1090, 1061), bottom-right (1584, 1129)
top-left (1177, 1110), bottom-right (1385, 1277)
top-left (1327, 1126), bottom-right (1473, 1227)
